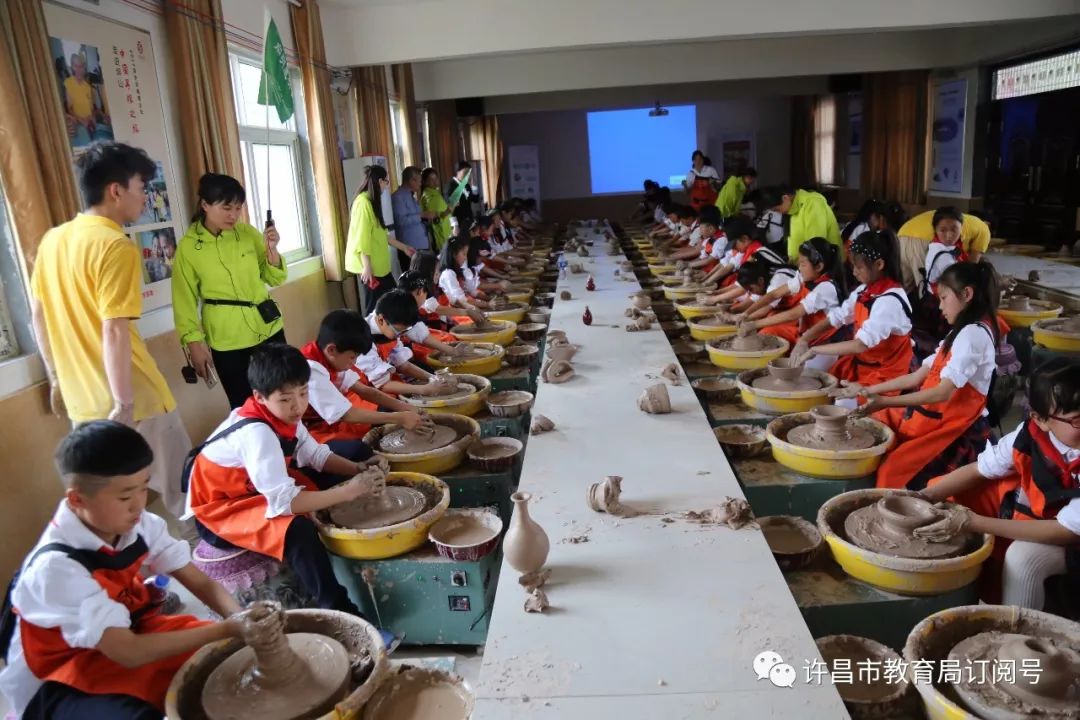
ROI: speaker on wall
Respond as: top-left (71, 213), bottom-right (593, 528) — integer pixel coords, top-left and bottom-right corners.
top-left (455, 97), bottom-right (485, 117)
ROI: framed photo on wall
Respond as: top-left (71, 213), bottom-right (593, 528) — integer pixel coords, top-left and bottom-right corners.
top-left (719, 133), bottom-right (756, 178)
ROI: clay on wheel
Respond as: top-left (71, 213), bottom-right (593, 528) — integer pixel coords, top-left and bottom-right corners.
top-left (378, 425), bottom-right (458, 453)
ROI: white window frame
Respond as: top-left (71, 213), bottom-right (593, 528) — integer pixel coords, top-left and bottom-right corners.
top-left (388, 98), bottom-right (406, 174)
top-left (228, 51), bottom-right (314, 263)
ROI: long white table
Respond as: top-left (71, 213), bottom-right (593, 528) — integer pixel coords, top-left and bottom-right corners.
top-left (472, 234), bottom-right (848, 719)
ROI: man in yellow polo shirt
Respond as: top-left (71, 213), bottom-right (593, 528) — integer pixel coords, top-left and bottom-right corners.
top-left (30, 142), bottom-right (190, 519)
top-left (896, 208), bottom-right (990, 294)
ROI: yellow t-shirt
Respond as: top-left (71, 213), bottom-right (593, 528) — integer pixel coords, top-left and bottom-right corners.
top-left (31, 214), bottom-right (176, 422)
top-left (63, 77), bottom-right (94, 121)
top-left (897, 211), bottom-right (991, 254)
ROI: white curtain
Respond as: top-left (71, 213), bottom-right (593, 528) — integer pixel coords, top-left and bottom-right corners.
top-left (813, 95), bottom-right (836, 186)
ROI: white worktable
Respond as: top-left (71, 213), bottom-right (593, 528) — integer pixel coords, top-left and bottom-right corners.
top-left (472, 232), bottom-right (849, 719)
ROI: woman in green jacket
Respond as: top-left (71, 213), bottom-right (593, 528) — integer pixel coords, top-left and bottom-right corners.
top-left (757, 184), bottom-right (841, 262)
top-left (172, 173), bottom-right (288, 408)
top-left (345, 164), bottom-right (395, 313)
top-left (715, 167), bottom-right (757, 219)
top-left (420, 167), bottom-right (453, 251)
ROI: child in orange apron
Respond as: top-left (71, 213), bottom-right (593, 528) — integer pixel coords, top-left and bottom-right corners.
top-left (358, 290), bottom-right (448, 395)
top-left (187, 344), bottom-right (382, 619)
top-left (438, 236), bottom-right (493, 311)
top-left (408, 250), bottom-right (487, 330)
top-left (737, 238), bottom-right (846, 360)
top-left (301, 309), bottom-right (428, 448)
top-left (668, 205), bottom-right (725, 270)
top-left (912, 207), bottom-right (971, 359)
top-left (396, 270), bottom-right (465, 367)
top-left (795, 230), bottom-right (913, 401)
top-left (0, 422), bottom-right (241, 718)
top-left (919, 357), bottom-right (1080, 609)
top-left (828, 262), bottom-right (1000, 492)
top-left (701, 215), bottom-right (787, 297)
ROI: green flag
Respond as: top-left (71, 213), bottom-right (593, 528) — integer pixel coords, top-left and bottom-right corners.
top-left (447, 168), bottom-right (471, 208)
top-left (257, 11), bottom-right (294, 123)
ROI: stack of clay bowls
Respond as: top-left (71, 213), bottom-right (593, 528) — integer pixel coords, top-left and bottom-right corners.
top-left (542, 330), bottom-right (577, 384)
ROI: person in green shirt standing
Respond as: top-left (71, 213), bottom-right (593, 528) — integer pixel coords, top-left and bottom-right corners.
top-left (420, 167), bottom-right (453, 251)
top-left (172, 173), bottom-right (288, 408)
top-left (715, 167), bottom-right (757, 220)
top-left (346, 164), bottom-right (395, 314)
top-left (757, 184), bottom-right (841, 262)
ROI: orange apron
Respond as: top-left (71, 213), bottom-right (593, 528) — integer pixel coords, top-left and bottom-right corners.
top-left (875, 325), bottom-right (992, 490)
top-left (760, 270), bottom-right (808, 345)
top-left (830, 287), bottom-right (913, 388)
top-left (18, 537), bottom-right (209, 711)
top-left (405, 326), bottom-right (456, 365)
top-left (299, 342), bottom-right (378, 442)
top-left (689, 175), bottom-right (718, 210)
top-left (189, 404), bottom-right (317, 560)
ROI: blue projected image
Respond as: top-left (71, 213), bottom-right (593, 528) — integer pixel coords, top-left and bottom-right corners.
top-left (586, 105), bottom-right (697, 194)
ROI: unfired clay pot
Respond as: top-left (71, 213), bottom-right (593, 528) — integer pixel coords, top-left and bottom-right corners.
top-left (638, 384), bottom-right (672, 414)
top-left (503, 491), bottom-right (549, 574)
top-left (542, 359), bottom-right (576, 384)
top-left (546, 344), bottom-right (578, 363)
top-left (631, 294), bottom-right (652, 310)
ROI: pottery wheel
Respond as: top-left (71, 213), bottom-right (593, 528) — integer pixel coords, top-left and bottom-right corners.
top-left (378, 425), bottom-right (458, 453)
top-left (440, 346), bottom-right (494, 361)
top-left (948, 632), bottom-right (1080, 720)
top-left (788, 421), bottom-right (876, 451)
top-left (201, 633), bottom-right (351, 720)
top-left (329, 486), bottom-right (427, 529)
top-left (752, 376), bottom-right (823, 392)
top-left (422, 382), bottom-right (477, 400)
top-left (843, 505), bottom-right (970, 559)
top-left (718, 335), bottom-right (783, 352)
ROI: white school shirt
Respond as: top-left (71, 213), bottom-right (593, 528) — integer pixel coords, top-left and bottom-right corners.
top-left (466, 264), bottom-right (484, 295)
top-left (185, 409), bottom-right (332, 520)
top-left (307, 360), bottom-right (362, 426)
top-left (920, 323), bottom-right (997, 396)
top-left (0, 502), bottom-right (192, 716)
top-left (687, 224), bottom-right (703, 247)
top-left (439, 268), bottom-right (469, 304)
top-left (765, 268), bottom-right (802, 308)
top-left (800, 280), bottom-right (841, 315)
top-left (977, 427), bottom-right (1080, 535)
top-left (757, 210), bottom-right (785, 247)
top-left (686, 165), bottom-right (720, 183)
top-left (357, 314), bottom-right (413, 384)
top-left (827, 285), bottom-right (913, 348)
top-left (653, 206), bottom-right (667, 223)
top-left (846, 222), bottom-right (871, 242)
top-left (924, 241), bottom-right (959, 291)
top-left (705, 234), bottom-right (730, 261)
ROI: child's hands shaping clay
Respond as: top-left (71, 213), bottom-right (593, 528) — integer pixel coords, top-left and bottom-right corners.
top-left (828, 381), bottom-right (864, 400)
top-left (395, 411), bottom-right (427, 431)
top-left (913, 505), bottom-right (972, 543)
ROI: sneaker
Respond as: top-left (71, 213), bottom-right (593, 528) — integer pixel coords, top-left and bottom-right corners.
top-left (379, 629), bottom-right (403, 655)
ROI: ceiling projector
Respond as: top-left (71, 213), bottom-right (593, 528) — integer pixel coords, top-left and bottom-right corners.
top-left (648, 101), bottom-right (669, 117)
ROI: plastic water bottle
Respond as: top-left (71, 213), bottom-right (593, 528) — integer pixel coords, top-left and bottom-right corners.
top-left (144, 575), bottom-right (182, 614)
top-left (557, 252), bottom-right (568, 279)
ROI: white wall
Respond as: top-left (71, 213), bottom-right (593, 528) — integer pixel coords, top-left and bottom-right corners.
top-left (499, 98), bottom-right (791, 201)
top-left (321, 0), bottom-right (1080, 67)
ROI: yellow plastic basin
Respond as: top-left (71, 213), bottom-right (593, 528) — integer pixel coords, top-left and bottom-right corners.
top-left (674, 298), bottom-right (719, 320)
top-left (1031, 317), bottom-right (1080, 352)
top-left (817, 489), bottom-right (992, 596)
top-left (766, 411), bottom-right (891, 479)
top-left (315, 473), bottom-right (451, 560)
top-left (450, 319), bottom-right (518, 346)
top-left (484, 303), bottom-right (529, 324)
top-left (506, 290), bottom-right (534, 305)
top-left (998, 300), bottom-right (1062, 328)
top-left (736, 368), bottom-right (839, 415)
top-left (363, 414), bottom-right (480, 475)
top-left (664, 285), bottom-right (714, 301)
top-left (399, 373), bottom-right (491, 417)
top-left (691, 315), bottom-right (739, 342)
top-left (427, 343), bottom-right (506, 376)
top-left (648, 263), bottom-right (676, 275)
top-left (706, 337), bottom-right (788, 369)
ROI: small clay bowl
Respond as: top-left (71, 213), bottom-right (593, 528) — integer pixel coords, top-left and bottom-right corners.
top-left (485, 390), bottom-right (534, 418)
top-left (691, 376), bottom-right (739, 402)
top-left (527, 308), bottom-right (552, 324)
top-left (713, 424), bottom-right (768, 459)
top-left (652, 304), bottom-right (679, 322)
top-left (766, 358), bottom-right (804, 383)
top-left (516, 322), bottom-right (546, 342)
top-left (504, 343), bottom-right (539, 368)
top-left (659, 320), bottom-right (687, 340)
top-left (672, 340), bottom-right (706, 363)
top-left (428, 509), bottom-right (503, 562)
top-left (466, 436), bottom-right (524, 473)
top-left (533, 292), bottom-right (556, 308)
top-left (758, 515), bottom-right (823, 571)
top-left (817, 635), bottom-right (911, 717)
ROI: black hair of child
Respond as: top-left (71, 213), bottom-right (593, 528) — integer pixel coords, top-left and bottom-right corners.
top-left (317, 309), bottom-right (372, 356)
top-left (248, 343), bottom-right (311, 396)
top-left (1028, 357), bottom-right (1080, 419)
top-left (375, 288), bottom-right (420, 327)
top-left (56, 420), bottom-right (154, 479)
top-left (76, 142), bottom-right (157, 208)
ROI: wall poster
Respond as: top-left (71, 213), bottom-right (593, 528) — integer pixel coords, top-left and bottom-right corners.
top-left (44, 1), bottom-right (182, 311)
top-left (929, 78), bottom-right (967, 193)
top-left (507, 145), bottom-right (541, 211)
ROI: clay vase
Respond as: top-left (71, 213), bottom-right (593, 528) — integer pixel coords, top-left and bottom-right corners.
top-left (585, 276), bottom-right (596, 292)
top-left (503, 491), bottom-right (549, 574)
top-left (638, 384), bottom-right (672, 414)
top-left (874, 495), bottom-right (941, 542)
top-left (1008, 295), bottom-right (1032, 311)
top-left (631, 294), bottom-right (652, 310)
top-left (542, 359), bottom-right (576, 384)
top-left (809, 405), bottom-right (853, 443)
top-left (582, 306), bottom-right (593, 325)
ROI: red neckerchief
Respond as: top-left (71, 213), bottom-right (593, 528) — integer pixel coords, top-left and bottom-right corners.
top-left (1028, 421), bottom-right (1080, 485)
top-left (237, 396), bottom-right (299, 441)
top-left (739, 240), bottom-right (763, 264)
top-left (299, 341), bottom-right (338, 385)
top-left (858, 278), bottom-right (901, 305)
top-left (806, 273), bottom-right (831, 291)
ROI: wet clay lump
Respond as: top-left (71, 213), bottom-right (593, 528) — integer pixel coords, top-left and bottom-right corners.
top-left (378, 425), bottom-right (458, 454)
top-left (844, 495), bottom-right (974, 559)
top-left (788, 405), bottom-right (875, 450)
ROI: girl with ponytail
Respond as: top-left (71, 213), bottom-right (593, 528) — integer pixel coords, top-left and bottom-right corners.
top-left (832, 261), bottom-right (1001, 491)
top-left (736, 237), bottom-right (846, 365)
